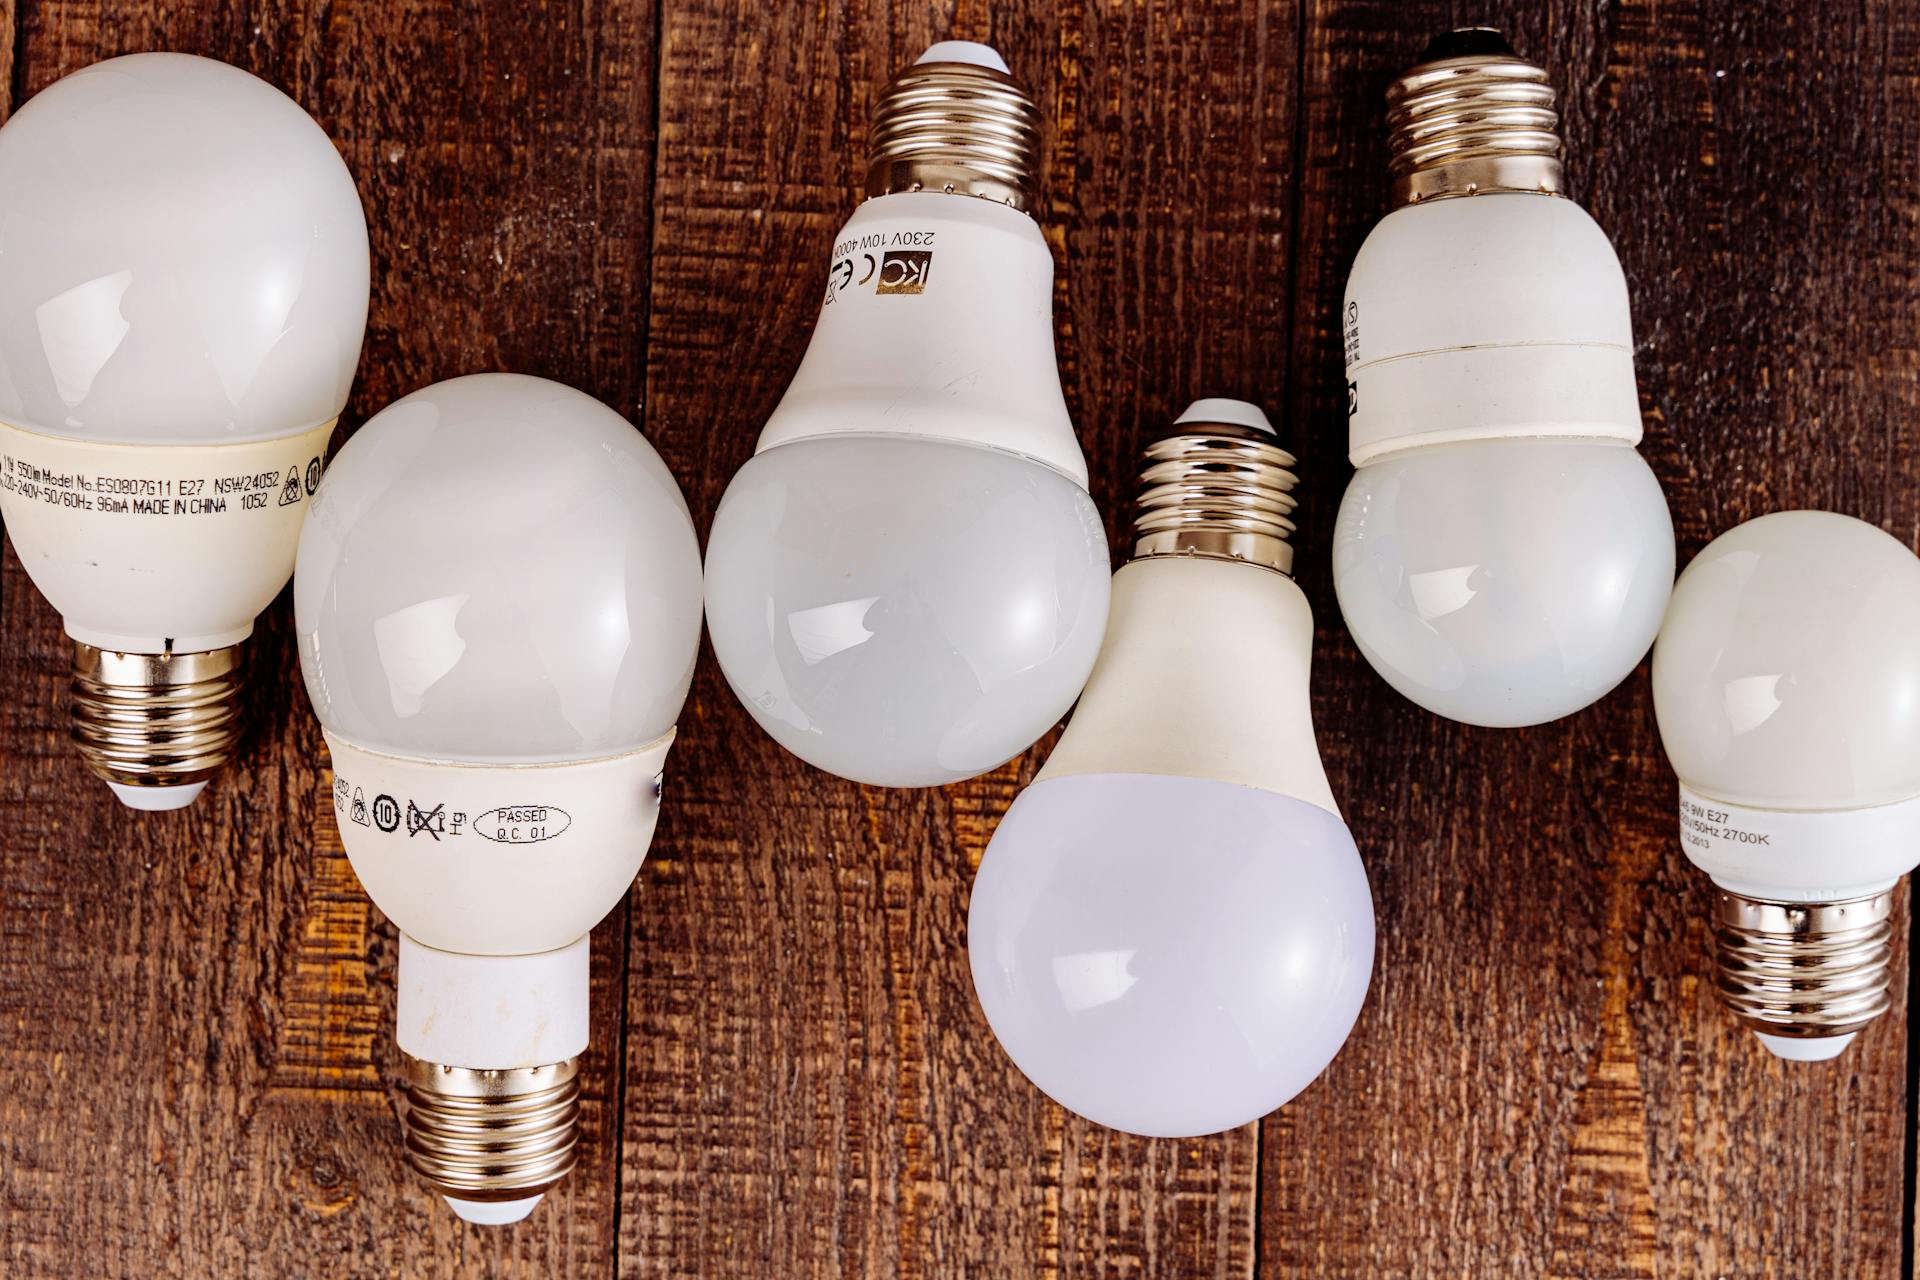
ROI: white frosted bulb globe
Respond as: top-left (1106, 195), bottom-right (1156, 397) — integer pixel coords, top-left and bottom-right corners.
top-left (705, 438), bottom-right (1109, 786)
top-left (1333, 31), bottom-right (1674, 728)
top-left (970, 401), bottom-right (1374, 1137)
top-left (295, 373), bottom-right (703, 1220)
top-left (1334, 438), bottom-right (1673, 726)
top-left (0, 52), bottom-right (369, 807)
top-left (1652, 511), bottom-right (1920, 1060)
top-left (701, 45), bottom-right (1110, 788)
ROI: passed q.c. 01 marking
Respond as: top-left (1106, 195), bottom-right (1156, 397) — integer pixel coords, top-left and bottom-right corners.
top-left (474, 805), bottom-right (574, 845)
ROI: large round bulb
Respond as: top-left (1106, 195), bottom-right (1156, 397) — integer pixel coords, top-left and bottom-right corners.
top-left (295, 373), bottom-right (702, 1221)
top-left (705, 436), bottom-right (1109, 786)
top-left (0, 52), bottom-right (368, 807)
top-left (701, 45), bottom-right (1110, 788)
top-left (1334, 438), bottom-right (1673, 726)
top-left (1652, 511), bottom-right (1920, 1060)
top-left (1333, 31), bottom-right (1674, 728)
top-left (970, 401), bottom-right (1374, 1136)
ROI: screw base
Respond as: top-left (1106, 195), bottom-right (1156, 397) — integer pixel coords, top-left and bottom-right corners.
top-left (69, 640), bottom-right (245, 802)
top-left (1132, 414), bottom-right (1300, 576)
top-left (1387, 28), bottom-right (1564, 207)
top-left (402, 1055), bottom-right (581, 1207)
top-left (1712, 888), bottom-right (1894, 1044)
top-left (866, 57), bottom-right (1041, 211)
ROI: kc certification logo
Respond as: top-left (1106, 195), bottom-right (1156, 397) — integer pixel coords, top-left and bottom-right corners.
top-left (876, 250), bottom-right (932, 295)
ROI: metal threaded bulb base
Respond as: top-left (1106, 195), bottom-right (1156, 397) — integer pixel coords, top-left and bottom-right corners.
top-left (1132, 420), bottom-right (1299, 576)
top-left (69, 640), bottom-right (245, 795)
top-left (1387, 28), bottom-right (1563, 207)
top-left (1712, 889), bottom-right (1895, 1042)
top-left (402, 1056), bottom-right (582, 1204)
top-left (866, 58), bottom-right (1041, 211)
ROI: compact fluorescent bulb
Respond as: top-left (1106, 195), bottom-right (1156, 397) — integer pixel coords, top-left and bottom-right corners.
top-left (0, 53), bottom-right (369, 808)
top-left (295, 374), bottom-right (703, 1221)
top-left (1653, 511), bottom-right (1920, 1060)
top-left (1332, 29), bottom-right (1674, 728)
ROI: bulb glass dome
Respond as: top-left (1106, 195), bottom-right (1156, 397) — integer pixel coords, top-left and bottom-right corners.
top-left (1654, 511), bottom-right (1920, 810)
top-left (1333, 437), bottom-right (1673, 727)
top-left (0, 53), bottom-right (370, 443)
top-left (295, 373), bottom-right (703, 763)
top-left (704, 435), bottom-right (1110, 788)
top-left (968, 772), bottom-right (1374, 1138)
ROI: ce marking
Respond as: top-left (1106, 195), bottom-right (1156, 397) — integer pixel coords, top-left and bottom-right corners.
top-left (857, 254), bottom-right (877, 285)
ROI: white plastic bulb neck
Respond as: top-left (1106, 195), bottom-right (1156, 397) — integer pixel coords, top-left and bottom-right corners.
top-left (1037, 556), bottom-right (1339, 818)
top-left (754, 193), bottom-right (1088, 485)
top-left (396, 935), bottom-right (590, 1070)
top-left (1341, 194), bottom-right (1640, 465)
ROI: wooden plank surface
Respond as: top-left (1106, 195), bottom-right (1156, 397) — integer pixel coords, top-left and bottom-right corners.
top-left (0, 1), bottom-right (1916, 1276)
top-left (1268, 3), bottom-right (1920, 1277)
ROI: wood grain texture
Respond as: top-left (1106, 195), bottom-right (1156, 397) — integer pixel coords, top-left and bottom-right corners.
top-left (0, 0), bottom-right (658, 1275)
top-left (0, 0), bottom-right (1916, 1276)
top-left (1267, 2), bottom-right (1918, 1278)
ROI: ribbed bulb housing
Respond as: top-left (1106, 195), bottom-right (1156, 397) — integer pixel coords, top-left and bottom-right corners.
top-left (1713, 890), bottom-right (1895, 1048)
top-left (1387, 27), bottom-right (1564, 207)
top-left (865, 48), bottom-right (1041, 211)
top-left (69, 641), bottom-right (246, 809)
top-left (402, 1056), bottom-right (582, 1207)
top-left (1132, 404), bottom-right (1299, 576)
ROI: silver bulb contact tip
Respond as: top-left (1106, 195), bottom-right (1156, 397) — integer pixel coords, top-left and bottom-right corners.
top-left (1712, 888), bottom-right (1895, 1045)
top-left (1386, 28), bottom-right (1564, 207)
top-left (1131, 416), bottom-right (1300, 576)
top-left (866, 56), bottom-right (1041, 211)
top-left (401, 1055), bottom-right (582, 1207)
top-left (69, 640), bottom-right (246, 803)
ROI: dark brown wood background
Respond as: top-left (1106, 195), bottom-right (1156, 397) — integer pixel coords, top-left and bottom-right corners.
top-left (2, 1), bottom-right (1916, 1275)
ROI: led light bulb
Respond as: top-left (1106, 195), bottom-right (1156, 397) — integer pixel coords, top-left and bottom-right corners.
top-left (702, 42), bottom-right (1110, 788)
top-left (1332, 29), bottom-right (1674, 728)
top-left (0, 53), bottom-right (369, 808)
top-left (1652, 511), bottom-right (1920, 1061)
top-left (968, 399), bottom-right (1374, 1137)
top-left (294, 374), bottom-right (703, 1222)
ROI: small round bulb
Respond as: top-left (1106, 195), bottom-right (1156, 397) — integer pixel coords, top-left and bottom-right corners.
top-left (1332, 31), bottom-right (1674, 728)
top-left (702, 45), bottom-right (1110, 788)
top-left (1653, 511), bottom-right (1920, 1058)
top-left (969, 401), bottom-right (1374, 1136)
top-left (0, 53), bottom-right (369, 806)
top-left (295, 373), bottom-right (703, 1217)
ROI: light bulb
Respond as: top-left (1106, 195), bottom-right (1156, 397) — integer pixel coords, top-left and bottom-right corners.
top-left (968, 399), bottom-right (1374, 1137)
top-left (1332, 29), bottom-right (1674, 728)
top-left (0, 53), bottom-right (369, 807)
top-left (1652, 511), bottom-right (1920, 1061)
top-left (293, 374), bottom-right (703, 1221)
top-left (702, 42), bottom-right (1110, 787)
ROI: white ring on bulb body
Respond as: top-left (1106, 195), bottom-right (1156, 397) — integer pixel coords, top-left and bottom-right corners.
top-left (0, 418), bottom-right (335, 652)
top-left (323, 732), bottom-right (672, 958)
